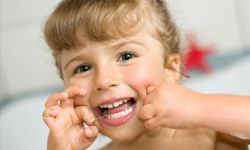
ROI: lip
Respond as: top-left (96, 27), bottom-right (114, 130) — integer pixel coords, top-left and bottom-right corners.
top-left (95, 97), bottom-right (137, 126)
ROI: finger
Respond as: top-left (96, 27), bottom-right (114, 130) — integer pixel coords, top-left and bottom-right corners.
top-left (139, 103), bottom-right (156, 121)
top-left (65, 87), bottom-right (87, 98)
top-left (43, 109), bottom-right (58, 127)
top-left (75, 106), bottom-right (95, 125)
top-left (43, 105), bottom-right (61, 118)
top-left (60, 97), bottom-right (74, 108)
top-left (61, 87), bottom-right (87, 108)
top-left (143, 86), bottom-right (156, 105)
top-left (43, 117), bottom-right (56, 128)
top-left (144, 117), bottom-right (159, 130)
top-left (80, 125), bottom-right (99, 148)
top-left (45, 92), bottom-right (68, 108)
top-left (83, 108), bottom-right (96, 124)
top-left (83, 125), bottom-right (99, 138)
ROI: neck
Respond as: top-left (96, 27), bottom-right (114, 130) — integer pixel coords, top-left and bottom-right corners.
top-left (111, 128), bottom-right (176, 150)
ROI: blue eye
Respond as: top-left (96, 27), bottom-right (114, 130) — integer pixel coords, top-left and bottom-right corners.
top-left (119, 51), bottom-right (135, 62)
top-left (75, 64), bottom-right (92, 74)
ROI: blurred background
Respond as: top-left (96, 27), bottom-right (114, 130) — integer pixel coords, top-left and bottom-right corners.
top-left (0, 0), bottom-right (249, 149)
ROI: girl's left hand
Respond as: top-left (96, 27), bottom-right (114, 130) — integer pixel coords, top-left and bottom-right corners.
top-left (138, 83), bottom-right (204, 130)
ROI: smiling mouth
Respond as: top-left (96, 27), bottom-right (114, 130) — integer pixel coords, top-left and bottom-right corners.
top-left (96, 98), bottom-right (137, 125)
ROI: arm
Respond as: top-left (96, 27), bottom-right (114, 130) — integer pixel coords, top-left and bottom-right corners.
top-left (197, 94), bottom-right (250, 141)
top-left (138, 83), bottom-right (250, 143)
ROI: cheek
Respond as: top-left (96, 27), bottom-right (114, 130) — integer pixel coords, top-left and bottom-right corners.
top-left (66, 79), bottom-right (89, 89)
top-left (125, 63), bottom-right (166, 98)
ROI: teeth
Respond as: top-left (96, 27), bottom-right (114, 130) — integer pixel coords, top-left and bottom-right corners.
top-left (105, 107), bottom-right (133, 119)
top-left (107, 104), bottom-right (113, 109)
top-left (113, 101), bottom-right (120, 107)
top-left (99, 99), bottom-right (130, 109)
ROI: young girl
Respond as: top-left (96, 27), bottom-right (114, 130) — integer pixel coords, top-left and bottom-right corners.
top-left (42, 0), bottom-right (250, 149)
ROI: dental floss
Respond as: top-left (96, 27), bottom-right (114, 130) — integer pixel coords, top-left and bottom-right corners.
top-left (83, 122), bottom-right (89, 129)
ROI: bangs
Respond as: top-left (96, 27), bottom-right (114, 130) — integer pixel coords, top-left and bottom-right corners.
top-left (44, 0), bottom-right (145, 52)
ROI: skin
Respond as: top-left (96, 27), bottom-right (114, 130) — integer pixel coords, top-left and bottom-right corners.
top-left (61, 29), bottom-right (169, 142)
top-left (43, 29), bottom-right (250, 150)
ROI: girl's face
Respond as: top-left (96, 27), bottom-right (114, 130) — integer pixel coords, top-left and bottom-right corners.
top-left (59, 29), bottom-right (178, 141)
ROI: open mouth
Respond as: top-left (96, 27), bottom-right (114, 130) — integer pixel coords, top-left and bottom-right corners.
top-left (96, 98), bottom-right (137, 125)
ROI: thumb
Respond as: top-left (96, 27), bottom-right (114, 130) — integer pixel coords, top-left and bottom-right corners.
top-left (80, 125), bottom-right (99, 149)
top-left (83, 125), bottom-right (99, 139)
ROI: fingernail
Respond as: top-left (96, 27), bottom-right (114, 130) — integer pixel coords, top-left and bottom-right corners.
top-left (89, 118), bottom-right (95, 123)
top-left (146, 86), bottom-right (156, 94)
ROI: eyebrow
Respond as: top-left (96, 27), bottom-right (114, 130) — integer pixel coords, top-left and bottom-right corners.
top-left (63, 54), bottom-right (83, 70)
top-left (109, 40), bottom-right (145, 50)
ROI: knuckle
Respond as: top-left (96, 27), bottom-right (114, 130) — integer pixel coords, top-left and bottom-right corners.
top-left (145, 121), bottom-right (154, 129)
top-left (139, 110), bottom-right (151, 120)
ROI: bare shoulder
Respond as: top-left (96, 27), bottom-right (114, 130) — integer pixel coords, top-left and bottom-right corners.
top-left (216, 132), bottom-right (250, 150)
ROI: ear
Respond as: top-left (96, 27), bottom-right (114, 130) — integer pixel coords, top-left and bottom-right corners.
top-left (164, 54), bottom-right (181, 83)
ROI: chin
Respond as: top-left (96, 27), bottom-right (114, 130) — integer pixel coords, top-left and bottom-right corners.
top-left (98, 116), bottom-right (146, 142)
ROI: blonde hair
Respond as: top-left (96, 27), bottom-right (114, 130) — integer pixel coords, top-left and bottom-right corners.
top-left (44, 0), bottom-right (180, 75)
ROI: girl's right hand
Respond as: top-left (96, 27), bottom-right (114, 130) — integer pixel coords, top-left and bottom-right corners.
top-left (42, 87), bottom-right (98, 150)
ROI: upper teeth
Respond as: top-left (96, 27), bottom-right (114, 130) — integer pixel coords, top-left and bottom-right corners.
top-left (99, 99), bottom-right (129, 109)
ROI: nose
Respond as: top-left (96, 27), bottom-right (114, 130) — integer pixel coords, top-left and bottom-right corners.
top-left (94, 66), bottom-right (119, 91)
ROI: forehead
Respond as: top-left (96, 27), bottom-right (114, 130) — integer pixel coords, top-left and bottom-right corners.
top-left (61, 29), bottom-right (159, 53)
top-left (59, 29), bottom-right (164, 64)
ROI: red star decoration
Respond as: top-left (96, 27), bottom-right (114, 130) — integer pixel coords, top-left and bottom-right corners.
top-left (184, 35), bottom-right (214, 74)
